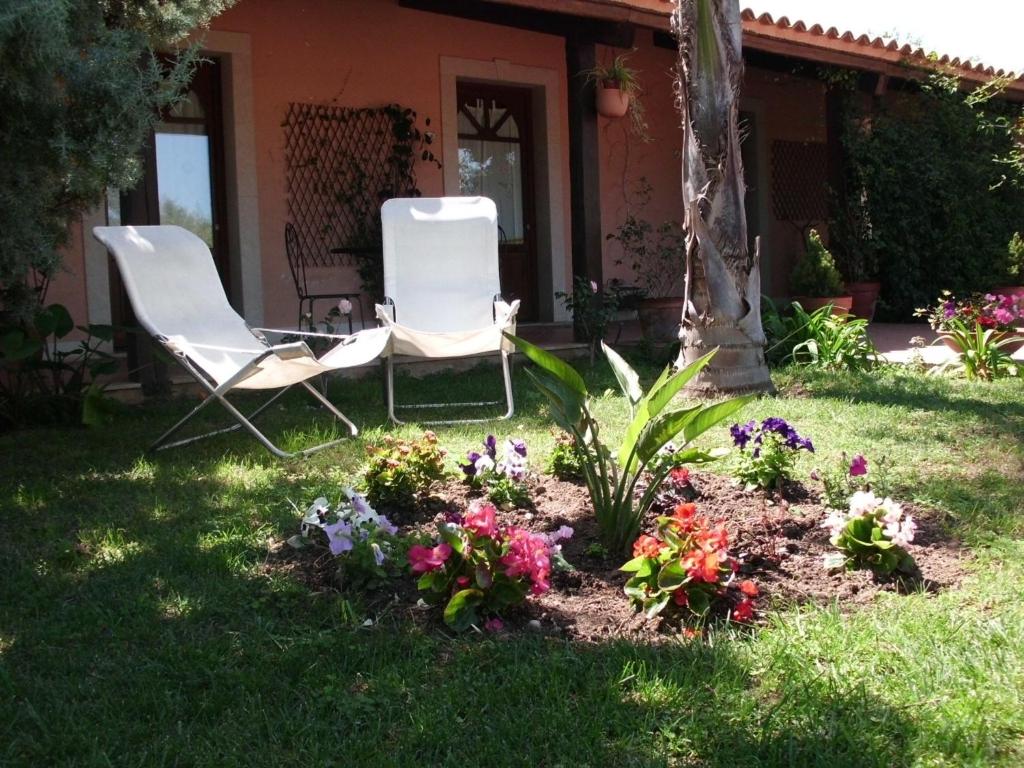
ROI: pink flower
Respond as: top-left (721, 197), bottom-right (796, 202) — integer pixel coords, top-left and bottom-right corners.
top-left (993, 308), bottom-right (1015, 326)
top-left (849, 455), bottom-right (868, 477)
top-left (484, 617), bottom-right (504, 633)
top-left (590, 280), bottom-right (598, 293)
top-left (501, 527), bottom-right (552, 595)
top-left (408, 542), bottom-right (452, 573)
top-left (464, 500), bottom-right (498, 538)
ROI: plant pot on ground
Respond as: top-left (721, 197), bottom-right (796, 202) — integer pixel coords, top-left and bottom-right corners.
top-left (845, 281), bottom-right (881, 321)
top-left (790, 229), bottom-right (851, 316)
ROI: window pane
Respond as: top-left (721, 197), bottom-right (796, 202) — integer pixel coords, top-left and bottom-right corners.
top-left (155, 132), bottom-right (214, 247)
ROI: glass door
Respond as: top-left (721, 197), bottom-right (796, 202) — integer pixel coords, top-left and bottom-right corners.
top-left (456, 83), bottom-right (537, 320)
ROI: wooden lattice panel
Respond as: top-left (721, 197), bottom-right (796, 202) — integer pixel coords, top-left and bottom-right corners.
top-left (283, 103), bottom-right (399, 267)
top-left (770, 140), bottom-right (828, 223)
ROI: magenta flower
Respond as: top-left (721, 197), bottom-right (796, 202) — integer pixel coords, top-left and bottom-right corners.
top-left (408, 542), bottom-right (453, 573)
top-left (849, 455), bottom-right (868, 477)
top-left (501, 527), bottom-right (552, 595)
top-left (464, 500), bottom-right (498, 538)
top-left (484, 617), bottom-right (504, 632)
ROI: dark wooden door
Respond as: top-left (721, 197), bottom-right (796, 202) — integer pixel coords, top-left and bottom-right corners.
top-left (456, 82), bottom-right (538, 320)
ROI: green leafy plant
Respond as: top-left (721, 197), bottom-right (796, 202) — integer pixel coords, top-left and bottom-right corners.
top-left (410, 500), bottom-right (573, 630)
top-left (0, 303), bottom-right (119, 428)
top-left (932, 317), bottom-right (1021, 381)
top-left (360, 431), bottom-right (449, 510)
top-left (556, 276), bottom-right (621, 365)
top-left (730, 418), bottom-right (814, 492)
top-left (790, 229), bottom-right (845, 298)
top-left (815, 453), bottom-right (893, 511)
top-left (621, 501), bottom-right (757, 622)
top-left (822, 490), bottom-right (916, 574)
top-left (762, 298), bottom-right (877, 371)
top-left (506, 333), bottom-right (752, 554)
top-left (607, 179), bottom-right (686, 299)
top-left (545, 430), bottom-right (585, 481)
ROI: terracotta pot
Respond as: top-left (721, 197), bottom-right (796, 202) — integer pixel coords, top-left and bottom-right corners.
top-left (636, 296), bottom-right (685, 344)
top-left (793, 296), bottom-right (853, 316)
top-left (941, 328), bottom-right (1024, 354)
top-left (991, 285), bottom-right (1024, 299)
top-left (596, 83), bottom-right (629, 118)
top-left (846, 281), bottom-right (881, 321)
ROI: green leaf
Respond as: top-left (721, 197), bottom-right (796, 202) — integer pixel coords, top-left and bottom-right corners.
top-left (601, 342), bottom-right (642, 405)
top-left (505, 333), bottom-right (587, 397)
top-left (81, 384), bottom-right (117, 427)
top-left (680, 394), bottom-right (755, 444)
top-left (656, 558), bottom-right (688, 590)
top-left (443, 588), bottom-right (484, 630)
top-left (0, 330), bottom-right (40, 361)
top-left (635, 405), bottom-right (702, 465)
top-left (41, 304), bottom-right (74, 339)
top-left (620, 555), bottom-right (648, 573)
top-left (643, 592), bottom-right (671, 619)
top-left (523, 367), bottom-right (583, 431)
top-left (822, 553), bottom-right (846, 571)
top-left (84, 324), bottom-right (115, 342)
top-left (687, 588), bottom-right (711, 616)
top-left (623, 574), bottom-right (650, 602)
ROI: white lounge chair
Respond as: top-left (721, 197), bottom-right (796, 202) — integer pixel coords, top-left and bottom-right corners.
top-left (93, 225), bottom-right (390, 458)
top-left (375, 197), bottom-right (519, 424)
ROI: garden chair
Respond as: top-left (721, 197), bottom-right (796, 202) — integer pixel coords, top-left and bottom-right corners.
top-left (285, 222), bottom-right (365, 333)
top-left (92, 225), bottom-right (390, 458)
top-left (375, 197), bottom-right (519, 424)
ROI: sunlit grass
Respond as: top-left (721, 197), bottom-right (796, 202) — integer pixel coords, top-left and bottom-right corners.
top-left (0, 357), bottom-right (1022, 765)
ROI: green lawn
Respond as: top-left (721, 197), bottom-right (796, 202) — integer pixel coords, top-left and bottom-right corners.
top-left (1, 359), bottom-right (1022, 767)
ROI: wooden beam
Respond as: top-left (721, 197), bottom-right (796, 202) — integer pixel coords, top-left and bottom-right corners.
top-left (566, 34), bottom-right (603, 316)
top-left (398, 0), bottom-right (634, 47)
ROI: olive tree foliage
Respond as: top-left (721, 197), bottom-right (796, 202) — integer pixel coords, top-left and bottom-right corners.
top-left (0, 0), bottom-right (235, 317)
top-left (671, 0), bottom-right (774, 394)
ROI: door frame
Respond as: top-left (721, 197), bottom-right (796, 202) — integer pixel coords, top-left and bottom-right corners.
top-left (440, 56), bottom-right (570, 322)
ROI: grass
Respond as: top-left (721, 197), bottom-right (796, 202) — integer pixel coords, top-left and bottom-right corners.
top-left (1, 357), bottom-right (1023, 766)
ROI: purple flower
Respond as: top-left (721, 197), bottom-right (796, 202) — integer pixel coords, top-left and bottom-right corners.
top-left (460, 451), bottom-right (482, 476)
top-left (730, 421), bottom-right (756, 450)
top-left (799, 437), bottom-right (814, 453)
top-left (444, 510), bottom-right (465, 525)
top-left (510, 438), bottom-right (527, 458)
top-left (761, 417), bottom-right (790, 435)
top-left (849, 455), bottom-right (868, 477)
top-left (943, 300), bottom-right (956, 319)
top-left (376, 515), bottom-right (398, 536)
top-left (483, 435), bottom-right (497, 459)
top-left (371, 542), bottom-right (386, 566)
top-left (324, 520), bottom-right (354, 555)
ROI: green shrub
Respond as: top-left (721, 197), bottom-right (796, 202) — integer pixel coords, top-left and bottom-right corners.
top-left (790, 230), bottom-right (845, 297)
top-left (360, 432), bottom-right (450, 510)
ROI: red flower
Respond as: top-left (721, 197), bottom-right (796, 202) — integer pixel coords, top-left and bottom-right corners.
top-left (464, 500), bottom-right (498, 538)
top-left (669, 467), bottom-right (691, 485)
top-left (671, 502), bottom-right (698, 531)
top-left (672, 588), bottom-right (689, 606)
top-left (408, 543), bottom-right (453, 574)
top-left (732, 598), bottom-right (755, 623)
top-left (633, 534), bottom-right (666, 559)
top-left (739, 580), bottom-right (759, 597)
top-left (683, 548), bottom-right (722, 583)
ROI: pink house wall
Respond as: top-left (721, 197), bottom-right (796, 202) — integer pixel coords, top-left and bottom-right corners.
top-left (211, 0), bottom-right (573, 328)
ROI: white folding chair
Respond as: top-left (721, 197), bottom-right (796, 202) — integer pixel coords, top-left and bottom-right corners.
top-left (375, 197), bottom-right (519, 424)
top-left (93, 225), bottom-right (390, 458)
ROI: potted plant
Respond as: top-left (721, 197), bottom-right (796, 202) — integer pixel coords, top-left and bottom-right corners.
top-left (992, 232), bottom-right (1024, 299)
top-left (583, 52), bottom-right (649, 141)
top-left (607, 190), bottom-right (687, 344)
top-left (916, 290), bottom-right (1024, 355)
top-left (790, 229), bottom-right (851, 315)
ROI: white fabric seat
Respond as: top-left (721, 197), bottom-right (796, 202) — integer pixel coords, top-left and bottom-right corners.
top-left (375, 197), bottom-right (519, 423)
top-left (93, 225), bottom-right (390, 458)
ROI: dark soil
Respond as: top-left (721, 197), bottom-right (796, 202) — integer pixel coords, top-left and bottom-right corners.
top-left (265, 471), bottom-right (969, 642)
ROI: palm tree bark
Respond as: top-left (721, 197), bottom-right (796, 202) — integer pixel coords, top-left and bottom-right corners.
top-left (672, 0), bottom-right (774, 394)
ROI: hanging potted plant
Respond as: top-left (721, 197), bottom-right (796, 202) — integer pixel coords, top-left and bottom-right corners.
top-left (790, 229), bottom-right (852, 315)
top-left (583, 53), bottom-right (649, 141)
top-left (608, 184), bottom-right (687, 344)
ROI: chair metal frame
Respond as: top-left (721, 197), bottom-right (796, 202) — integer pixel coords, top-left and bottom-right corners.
top-left (285, 222), bottom-right (365, 333)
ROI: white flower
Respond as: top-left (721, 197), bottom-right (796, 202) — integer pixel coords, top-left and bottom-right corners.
top-left (878, 497), bottom-right (903, 525)
top-left (848, 490), bottom-right (880, 517)
top-left (882, 514), bottom-right (916, 547)
top-left (475, 455), bottom-right (496, 474)
top-left (821, 510), bottom-right (848, 540)
top-left (337, 299), bottom-right (353, 315)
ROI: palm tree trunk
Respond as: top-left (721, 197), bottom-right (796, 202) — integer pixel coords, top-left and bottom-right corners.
top-left (672, 0), bottom-right (774, 394)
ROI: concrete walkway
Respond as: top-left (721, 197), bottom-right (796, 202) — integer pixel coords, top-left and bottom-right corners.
top-left (868, 323), bottom-right (1024, 365)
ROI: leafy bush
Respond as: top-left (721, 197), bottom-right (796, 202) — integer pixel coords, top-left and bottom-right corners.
top-left (790, 230), bottom-right (845, 297)
top-left (361, 432), bottom-right (449, 509)
top-left (821, 490), bottom-right (916, 574)
top-left (0, 303), bottom-right (119, 428)
top-left (762, 299), bottom-right (877, 371)
top-left (933, 317), bottom-right (1021, 381)
top-left (293, 489), bottom-right (402, 589)
top-left (556, 276), bottom-right (620, 364)
top-left (620, 502), bottom-right (756, 622)
top-left (507, 334), bottom-right (751, 554)
top-left (838, 72), bottom-right (1024, 318)
top-left (545, 430), bottom-right (585, 481)
top-left (410, 500), bottom-right (573, 630)
top-left (459, 434), bottom-right (531, 508)
top-left (730, 418), bottom-right (814, 492)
